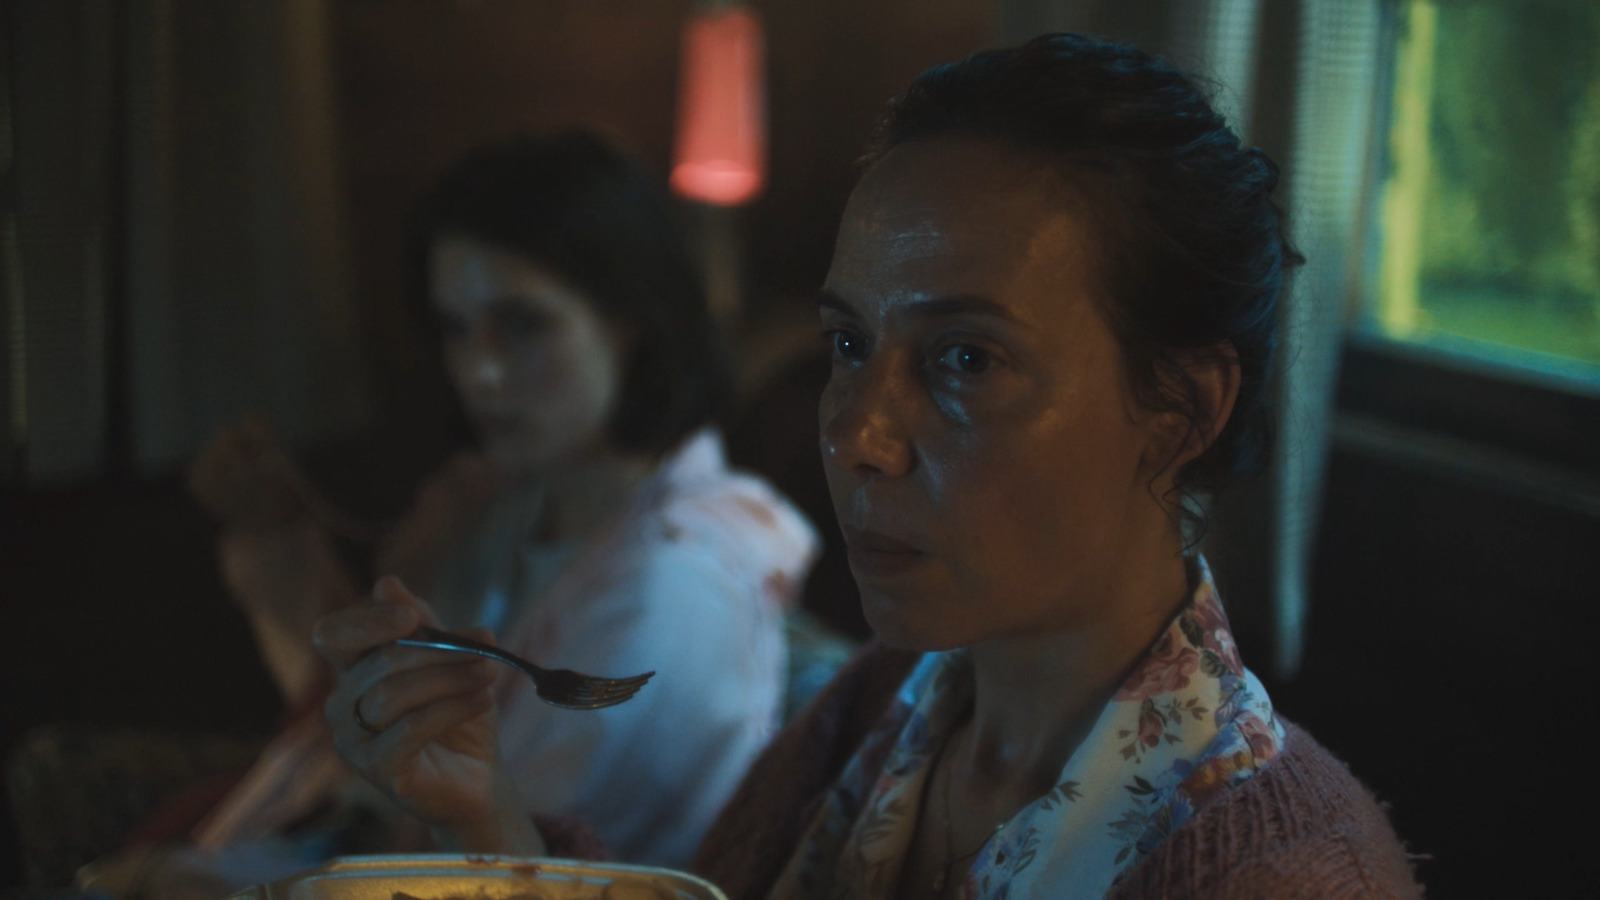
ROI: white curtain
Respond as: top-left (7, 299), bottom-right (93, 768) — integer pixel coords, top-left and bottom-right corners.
top-left (1169, 0), bottom-right (1266, 137)
top-left (1269, 0), bottom-right (1384, 676)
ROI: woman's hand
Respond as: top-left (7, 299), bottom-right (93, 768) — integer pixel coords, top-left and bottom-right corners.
top-left (313, 577), bottom-right (545, 855)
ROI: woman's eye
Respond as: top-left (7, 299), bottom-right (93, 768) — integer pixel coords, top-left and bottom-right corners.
top-left (827, 329), bottom-right (871, 362)
top-left (935, 343), bottom-right (994, 375)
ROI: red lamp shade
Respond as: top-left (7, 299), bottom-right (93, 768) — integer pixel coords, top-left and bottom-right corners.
top-left (671, 5), bottom-right (767, 206)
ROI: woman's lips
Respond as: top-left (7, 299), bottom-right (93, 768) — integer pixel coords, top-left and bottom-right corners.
top-left (843, 528), bottom-right (927, 578)
top-left (471, 413), bottom-right (520, 442)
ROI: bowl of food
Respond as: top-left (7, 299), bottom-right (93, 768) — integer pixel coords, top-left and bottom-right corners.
top-left (223, 854), bottom-right (727, 900)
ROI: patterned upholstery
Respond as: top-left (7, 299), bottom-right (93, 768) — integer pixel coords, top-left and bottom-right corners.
top-left (6, 726), bottom-right (264, 889)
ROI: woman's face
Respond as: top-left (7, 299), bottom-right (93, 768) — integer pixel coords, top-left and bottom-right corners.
top-left (430, 234), bottom-right (627, 475)
top-left (819, 138), bottom-right (1173, 650)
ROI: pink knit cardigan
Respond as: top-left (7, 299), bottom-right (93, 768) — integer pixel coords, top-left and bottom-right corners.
top-left (687, 645), bottom-right (1425, 900)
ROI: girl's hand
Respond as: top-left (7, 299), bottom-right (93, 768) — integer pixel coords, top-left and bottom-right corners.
top-left (188, 416), bottom-right (305, 528)
top-left (313, 577), bottom-right (545, 854)
top-left (218, 517), bottom-right (358, 623)
top-left (219, 517), bottom-right (360, 703)
top-left (375, 453), bottom-right (507, 593)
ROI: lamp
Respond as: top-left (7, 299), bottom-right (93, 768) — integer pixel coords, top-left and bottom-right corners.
top-left (670, 4), bottom-right (767, 206)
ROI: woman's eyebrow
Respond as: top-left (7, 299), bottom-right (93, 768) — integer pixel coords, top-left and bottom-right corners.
top-left (905, 294), bottom-right (1023, 325)
top-left (817, 290), bottom-right (1023, 326)
top-left (817, 289), bottom-right (857, 316)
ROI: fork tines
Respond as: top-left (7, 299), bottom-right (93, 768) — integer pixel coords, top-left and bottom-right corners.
top-left (541, 671), bottom-right (654, 709)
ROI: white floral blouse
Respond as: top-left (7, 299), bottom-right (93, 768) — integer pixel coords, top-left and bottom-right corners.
top-left (766, 557), bottom-right (1283, 900)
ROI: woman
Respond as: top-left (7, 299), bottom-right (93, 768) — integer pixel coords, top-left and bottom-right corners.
top-left (315, 36), bottom-right (1420, 899)
top-left (83, 132), bottom-right (817, 899)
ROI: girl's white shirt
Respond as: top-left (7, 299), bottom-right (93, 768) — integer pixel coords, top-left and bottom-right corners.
top-left (442, 428), bottom-right (819, 866)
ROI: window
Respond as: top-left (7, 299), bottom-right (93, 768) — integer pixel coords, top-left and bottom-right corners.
top-left (1370, 0), bottom-right (1600, 376)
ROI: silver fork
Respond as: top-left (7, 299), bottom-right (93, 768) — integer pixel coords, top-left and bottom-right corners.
top-left (395, 625), bottom-right (654, 710)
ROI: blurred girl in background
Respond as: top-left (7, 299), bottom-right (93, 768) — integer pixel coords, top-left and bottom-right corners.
top-left (84, 131), bottom-right (816, 899)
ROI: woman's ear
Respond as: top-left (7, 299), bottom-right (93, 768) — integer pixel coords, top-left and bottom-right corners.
top-left (1181, 341), bottom-right (1241, 466)
top-left (1142, 342), bottom-right (1241, 474)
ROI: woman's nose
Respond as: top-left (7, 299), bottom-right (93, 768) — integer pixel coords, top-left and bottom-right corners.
top-left (456, 336), bottom-right (507, 392)
top-left (819, 362), bottom-right (914, 479)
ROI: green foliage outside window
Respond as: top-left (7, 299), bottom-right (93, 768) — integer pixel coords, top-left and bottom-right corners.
top-left (1374, 0), bottom-right (1600, 371)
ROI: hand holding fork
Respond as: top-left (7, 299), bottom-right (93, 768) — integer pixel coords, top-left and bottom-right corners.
top-left (314, 577), bottom-right (649, 852)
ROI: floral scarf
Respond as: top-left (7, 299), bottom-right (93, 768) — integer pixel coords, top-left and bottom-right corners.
top-left (766, 557), bottom-right (1283, 900)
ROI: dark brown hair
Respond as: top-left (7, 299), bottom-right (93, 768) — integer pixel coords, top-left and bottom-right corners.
top-left (865, 33), bottom-right (1303, 539)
